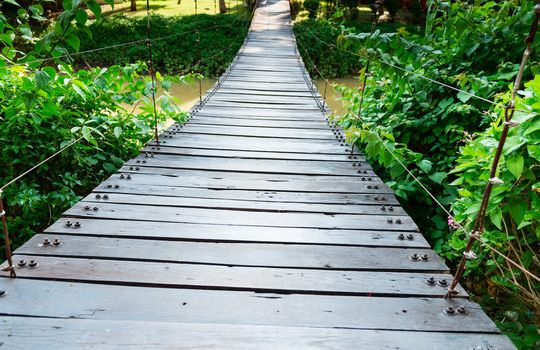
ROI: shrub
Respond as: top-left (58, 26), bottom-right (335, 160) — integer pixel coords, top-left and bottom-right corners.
top-left (290, 0), bottom-right (302, 19)
top-left (303, 0), bottom-right (320, 19)
top-left (75, 13), bottom-right (250, 77)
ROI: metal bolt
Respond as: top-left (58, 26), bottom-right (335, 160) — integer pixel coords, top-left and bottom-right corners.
top-left (361, 176), bottom-right (366, 181)
top-left (367, 185), bottom-right (372, 189)
top-left (74, 222), bottom-right (81, 228)
top-left (367, 177), bottom-right (372, 181)
top-left (120, 174), bottom-right (125, 179)
top-left (136, 160), bottom-right (141, 163)
top-left (444, 306), bottom-right (455, 315)
top-left (438, 279), bottom-right (448, 287)
top-left (374, 196), bottom-right (379, 200)
top-left (43, 238), bottom-right (51, 246)
top-left (18, 260), bottom-right (26, 267)
top-left (421, 253), bottom-right (429, 261)
top-left (28, 260), bottom-right (38, 268)
top-left (103, 195), bottom-right (109, 200)
top-left (381, 196), bottom-right (386, 201)
top-left (373, 185), bottom-right (379, 189)
top-left (95, 194), bottom-right (101, 199)
top-left (410, 253), bottom-right (419, 261)
top-left (53, 238), bottom-right (61, 246)
top-left (107, 184), bottom-right (113, 188)
top-left (0, 290), bottom-right (5, 297)
top-left (84, 205), bottom-right (91, 211)
top-left (114, 185), bottom-right (120, 189)
top-left (129, 167), bottom-right (134, 170)
top-left (135, 167), bottom-right (140, 171)
top-left (388, 206), bottom-right (394, 211)
top-left (395, 219), bottom-right (402, 224)
top-left (142, 160), bottom-right (147, 164)
top-left (457, 306), bottom-right (466, 314)
top-left (65, 221), bottom-right (72, 227)
top-left (92, 207), bottom-right (99, 211)
top-left (407, 234), bottom-right (414, 240)
top-left (126, 175), bottom-right (132, 180)
top-left (381, 205), bottom-right (386, 211)
top-left (397, 233), bottom-right (405, 240)
top-left (387, 219), bottom-right (393, 224)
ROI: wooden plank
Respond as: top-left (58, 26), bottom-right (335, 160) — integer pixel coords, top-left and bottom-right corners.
top-left (203, 101), bottom-right (322, 111)
top-left (0, 279), bottom-right (499, 332)
top-left (141, 145), bottom-right (364, 162)
top-left (16, 234), bottom-right (440, 270)
top-left (0, 317), bottom-right (515, 350)
top-left (150, 134), bottom-right (353, 154)
top-left (125, 155), bottom-right (371, 177)
top-left (91, 183), bottom-right (396, 205)
top-left (105, 172), bottom-right (393, 194)
top-left (44, 218), bottom-right (427, 248)
top-left (4, 255), bottom-right (461, 297)
top-left (196, 106), bottom-right (324, 118)
top-left (80, 193), bottom-right (406, 216)
top-left (175, 124), bottom-right (335, 139)
top-left (63, 202), bottom-right (418, 231)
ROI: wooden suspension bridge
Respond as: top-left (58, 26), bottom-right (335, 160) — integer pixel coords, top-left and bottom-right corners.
top-left (0, 0), bottom-right (516, 348)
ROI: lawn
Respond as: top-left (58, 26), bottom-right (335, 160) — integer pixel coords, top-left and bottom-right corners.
top-left (99, 0), bottom-right (248, 17)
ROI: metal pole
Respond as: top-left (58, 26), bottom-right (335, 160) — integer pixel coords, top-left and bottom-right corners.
top-left (0, 190), bottom-right (16, 277)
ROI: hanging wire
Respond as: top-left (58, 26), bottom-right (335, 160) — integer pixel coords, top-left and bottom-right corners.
top-left (145, 0), bottom-right (160, 144)
top-left (294, 11), bottom-right (540, 288)
top-left (0, 190), bottom-right (16, 277)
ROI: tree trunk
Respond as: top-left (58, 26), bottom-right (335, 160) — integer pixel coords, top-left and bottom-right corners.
top-left (130, 0), bottom-right (137, 11)
top-left (219, 0), bottom-right (227, 13)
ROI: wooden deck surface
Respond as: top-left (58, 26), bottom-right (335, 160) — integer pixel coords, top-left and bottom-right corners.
top-left (0, 0), bottom-right (515, 348)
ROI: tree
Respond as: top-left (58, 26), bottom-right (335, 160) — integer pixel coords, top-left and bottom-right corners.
top-left (130, 0), bottom-right (137, 11)
top-left (219, 0), bottom-right (227, 13)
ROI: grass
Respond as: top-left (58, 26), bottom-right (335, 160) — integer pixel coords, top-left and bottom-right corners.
top-left (100, 0), bottom-right (247, 17)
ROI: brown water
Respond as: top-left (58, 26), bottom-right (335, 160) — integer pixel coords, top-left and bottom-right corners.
top-left (171, 78), bottom-right (359, 114)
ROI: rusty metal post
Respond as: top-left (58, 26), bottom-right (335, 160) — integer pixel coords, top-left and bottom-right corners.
top-left (0, 190), bottom-right (16, 277)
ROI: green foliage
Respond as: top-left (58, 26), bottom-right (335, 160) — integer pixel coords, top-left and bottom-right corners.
top-left (294, 19), bottom-right (362, 77)
top-left (297, 0), bottom-right (540, 346)
top-left (290, 0), bottom-right (302, 20)
top-left (74, 13), bottom-right (250, 77)
top-left (303, 0), bottom-right (320, 19)
top-left (0, 0), bottom-right (188, 256)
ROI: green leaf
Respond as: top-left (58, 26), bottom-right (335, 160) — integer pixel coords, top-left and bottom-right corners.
top-left (75, 9), bottom-right (88, 25)
top-left (4, 0), bottom-right (21, 6)
top-left (417, 159), bottom-right (432, 173)
top-left (489, 207), bottom-right (502, 230)
top-left (506, 154), bottom-right (523, 179)
top-left (86, 0), bottom-right (102, 19)
top-left (528, 145), bottom-right (540, 161)
top-left (64, 34), bottom-right (80, 51)
top-left (35, 70), bottom-right (50, 89)
top-left (428, 172), bottom-right (447, 184)
top-left (457, 90), bottom-right (472, 103)
top-left (507, 198), bottom-right (527, 226)
top-left (114, 126), bottom-right (122, 138)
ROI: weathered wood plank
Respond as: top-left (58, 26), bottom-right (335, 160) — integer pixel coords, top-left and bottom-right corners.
top-left (80, 193), bottom-right (404, 216)
top-left (141, 145), bottom-right (364, 162)
top-left (16, 234), bottom-right (441, 270)
top-left (44, 219), bottom-right (427, 247)
top-left (3, 255), bottom-right (460, 297)
top-left (0, 279), bottom-right (498, 333)
top-left (91, 183), bottom-right (396, 205)
top-left (0, 317), bottom-right (515, 350)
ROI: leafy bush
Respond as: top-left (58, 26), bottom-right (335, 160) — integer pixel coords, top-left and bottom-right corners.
top-left (0, 0), bottom-right (188, 256)
top-left (303, 0), bottom-right (320, 19)
top-left (75, 13), bottom-right (250, 77)
top-left (296, 0), bottom-right (539, 346)
top-left (294, 19), bottom-right (362, 77)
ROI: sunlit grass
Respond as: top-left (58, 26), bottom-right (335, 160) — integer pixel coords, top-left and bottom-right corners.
top-left (101, 0), bottom-right (247, 17)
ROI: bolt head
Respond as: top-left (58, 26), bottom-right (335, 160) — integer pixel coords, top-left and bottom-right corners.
top-left (406, 234), bottom-right (414, 240)
top-left (444, 306), bottom-right (455, 315)
top-left (43, 238), bottom-right (51, 245)
top-left (457, 306), bottom-right (466, 314)
top-left (95, 194), bottom-right (101, 199)
top-left (18, 260), bottom-right (26, 267)
top-left (74, 222), bottom-right (81, 228)
top-left (410, 253), bottom-right (419, 261)
top-left (65, 221), bottom-right (72, 227)
top-left (438, 279), bottom-right (448, 287)
top-left (395, 219), bottom-right (402, 224)
top-left (114, 185), bottom-right (120, 189)
top-left (397, 233), bottom-right (405, 240)
top-left (426, 276), bottom-right (436, 285)
top-left (0, 290), bottom-right (5, 297)
top-left (53, 238), bottom-right (61, 246)
top-left (421, 253), bottom-right (429, 261)
top-left (28, 260), bottom-right (38, 268)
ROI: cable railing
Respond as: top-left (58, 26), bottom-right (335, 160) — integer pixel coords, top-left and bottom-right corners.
top-left (292, 4), bottom-right (540, 298)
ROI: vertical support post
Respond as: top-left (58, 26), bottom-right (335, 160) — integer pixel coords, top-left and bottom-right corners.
top-left (0, 190), bottom-right (16, 278)
top-left (146, 0), bottom-right (159, 145)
